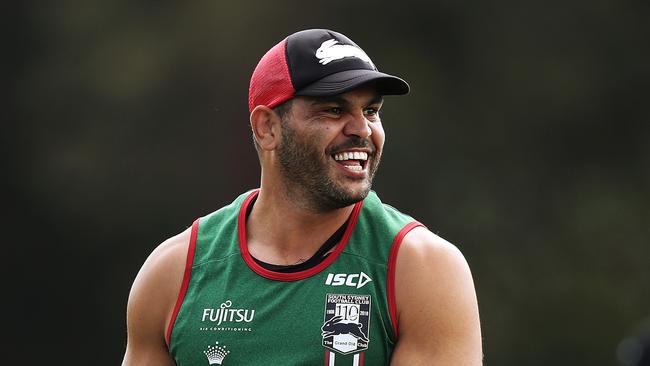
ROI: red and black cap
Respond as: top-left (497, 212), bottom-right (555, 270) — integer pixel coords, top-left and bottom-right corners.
top-left (248, 29), bottom-right (410, 112)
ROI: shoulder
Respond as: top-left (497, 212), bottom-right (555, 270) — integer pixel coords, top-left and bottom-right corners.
top-left (123, 225), bottom-right (194, 364)
top-left (391, 226), bottom-right (483, 364)
top-left (140, 226), bottom-right (193, 280)
top-left (126, 225), bottom-right (194, 343)
top-left (395, 227), bottom-right (476, 315)
top-left (397, 226), bottom-right (469, 273)
top-left (395, 226), bottom-right (477, 318)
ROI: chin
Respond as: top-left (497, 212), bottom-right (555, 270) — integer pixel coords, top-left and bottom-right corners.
top-left (324, 181), bottom-right (372, 209)
top-left (347, 182), bottom-right (372, 200)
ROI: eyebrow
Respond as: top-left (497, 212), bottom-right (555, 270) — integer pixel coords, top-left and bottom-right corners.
top-left (309, 95), bottom-right (384, 108)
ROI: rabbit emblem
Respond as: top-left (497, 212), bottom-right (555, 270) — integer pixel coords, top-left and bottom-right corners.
top-left (321, 315), bottom-right (369, 342)
top-left (315, 39), bottom-right (375, 69)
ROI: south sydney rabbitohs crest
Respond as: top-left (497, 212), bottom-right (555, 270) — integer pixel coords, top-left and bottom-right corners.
top-left (322, 293), bottom-right (371, 355)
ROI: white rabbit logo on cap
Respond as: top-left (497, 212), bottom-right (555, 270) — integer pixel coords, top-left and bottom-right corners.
top-left (315, 39), bottom-right (376, 69)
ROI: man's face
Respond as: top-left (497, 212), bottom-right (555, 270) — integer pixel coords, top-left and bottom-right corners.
top-left (275, 86), bottom-right (385, 211)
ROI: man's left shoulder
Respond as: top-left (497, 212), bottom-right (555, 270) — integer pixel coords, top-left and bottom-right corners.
top-left (398, 226), bottom-right (470, 271)
top-left (401, 226), bottom-right (459, 253)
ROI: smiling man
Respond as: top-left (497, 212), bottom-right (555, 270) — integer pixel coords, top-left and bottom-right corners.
top-left (122, 29), bottom-right (482, 366)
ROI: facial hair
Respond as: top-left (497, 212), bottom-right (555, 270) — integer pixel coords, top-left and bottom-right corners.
top-left (276, 119), bottom-right (381, 212)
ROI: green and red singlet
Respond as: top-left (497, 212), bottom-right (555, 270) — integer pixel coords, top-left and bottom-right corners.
top-left (167, 189), bottom-right (422, 365)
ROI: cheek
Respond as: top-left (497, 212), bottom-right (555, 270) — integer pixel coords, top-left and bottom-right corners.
top-left (302, 129), bottom-right (330, 154)
top-left (370, 123), bottom-right (386, 149)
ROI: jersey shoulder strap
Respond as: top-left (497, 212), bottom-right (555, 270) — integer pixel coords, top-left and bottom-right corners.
top-left (193, 190), bottom-right (254, 265)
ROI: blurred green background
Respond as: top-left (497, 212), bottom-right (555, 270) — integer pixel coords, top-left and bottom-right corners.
top-left (6, 1), bottom-right (649, 365)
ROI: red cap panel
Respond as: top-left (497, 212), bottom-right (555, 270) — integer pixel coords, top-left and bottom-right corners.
top-left (248, 38), bottom-right (295, 112)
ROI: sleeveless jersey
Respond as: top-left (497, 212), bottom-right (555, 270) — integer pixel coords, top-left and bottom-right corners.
top-left (167, 189), bottom-right (423, 366)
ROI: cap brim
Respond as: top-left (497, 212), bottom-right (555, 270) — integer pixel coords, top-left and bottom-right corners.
top-left (294, 69), bottom-right (410, 97)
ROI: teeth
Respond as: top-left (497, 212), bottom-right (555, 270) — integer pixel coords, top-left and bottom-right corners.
top-left (333, 151), bottom-right (368, 161)
top-left (343, 165), bottom-right (362, 171)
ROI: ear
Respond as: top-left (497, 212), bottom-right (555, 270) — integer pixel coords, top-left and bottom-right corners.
top-left (250, 105), bottom-right (281, 151)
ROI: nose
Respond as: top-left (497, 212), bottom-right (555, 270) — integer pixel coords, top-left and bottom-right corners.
top-left (343, 110), bottom-right (372, 138)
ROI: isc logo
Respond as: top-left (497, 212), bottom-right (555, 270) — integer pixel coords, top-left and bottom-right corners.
top-left (325, 272), bottom-right (372, 289)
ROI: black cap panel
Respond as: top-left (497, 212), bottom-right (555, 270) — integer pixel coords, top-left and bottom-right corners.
top-left (286, 29), bottom-right (378, 91)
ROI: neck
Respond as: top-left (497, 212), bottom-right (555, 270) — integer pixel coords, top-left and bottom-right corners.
top-left (245, 184), bottom-right (355, 266)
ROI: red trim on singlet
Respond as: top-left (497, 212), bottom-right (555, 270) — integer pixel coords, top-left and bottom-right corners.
top-left (324, 349), bottom-right (331, 365)
top-left (386, 221), bottom-right (424, 339)
top-left (238, 189), bottom-right (364, 282)
top-left (165, 219), bottom-right (200, 347)
top-left (358, 351), bottom-right (365, 365)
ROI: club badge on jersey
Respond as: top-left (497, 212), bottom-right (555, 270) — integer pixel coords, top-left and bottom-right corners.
top-left (322, 293), bottom-right (372, 365)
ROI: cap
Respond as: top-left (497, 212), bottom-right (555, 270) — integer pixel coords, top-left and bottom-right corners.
top-left (248, 29), bottom-right (410, 112)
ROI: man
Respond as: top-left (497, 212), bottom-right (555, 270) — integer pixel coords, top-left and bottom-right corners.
top-left (122, 29), bottom-right (482, 365)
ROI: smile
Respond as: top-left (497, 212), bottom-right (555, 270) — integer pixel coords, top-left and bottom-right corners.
top-left (332, 151), bottom-right (368, 172)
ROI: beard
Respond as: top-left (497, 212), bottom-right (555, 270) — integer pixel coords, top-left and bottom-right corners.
top-left (276, 120), bottom-right (381, 212)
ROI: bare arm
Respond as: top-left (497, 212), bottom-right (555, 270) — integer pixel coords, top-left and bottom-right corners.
top-left (390, 227), bottom-right (483, 365)
top-left (122, 227), bottom-right (192, 366)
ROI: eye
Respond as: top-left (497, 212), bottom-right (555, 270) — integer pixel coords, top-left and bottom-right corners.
top-left (326, 107), bottom-right (343, 115)
top-left (364, 107), bottom-right (380, 120)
